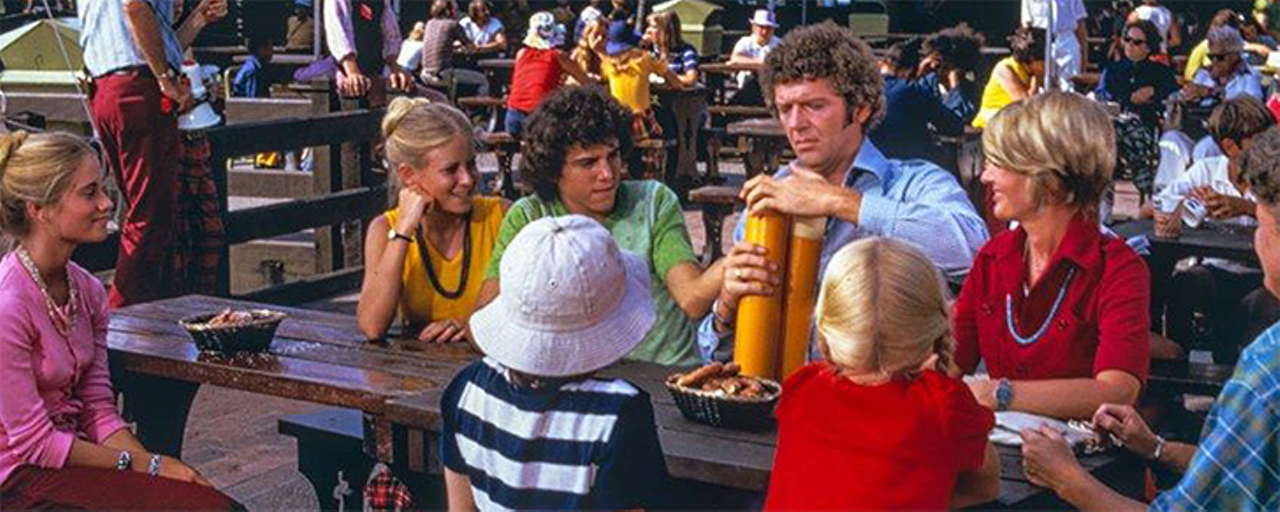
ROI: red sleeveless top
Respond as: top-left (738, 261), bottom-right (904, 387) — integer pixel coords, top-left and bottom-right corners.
top-left (506, 48), bottom-right (564, 113)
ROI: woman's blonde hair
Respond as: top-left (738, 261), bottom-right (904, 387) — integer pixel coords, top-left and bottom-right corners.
top-left (982, 91), bottom-right (1115, 210)
top-left (0, 131), bottom-right (98, 238)
top-left (408, 21), bottom-right (427, 41)
top-left (814, 237), bottom-right (954, 381)
top-left (381, 96), bottom-right (476, 172)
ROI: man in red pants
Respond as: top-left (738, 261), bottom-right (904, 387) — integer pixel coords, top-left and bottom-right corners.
top-left (79, 0), bottom-right (225, 307)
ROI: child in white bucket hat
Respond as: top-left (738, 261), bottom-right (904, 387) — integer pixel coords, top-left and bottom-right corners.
top-left (440, 215), bottom-right (669, 509)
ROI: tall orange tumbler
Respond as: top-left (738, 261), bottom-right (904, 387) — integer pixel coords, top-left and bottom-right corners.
top-left (779, 216), bottom-right (827, 380)
top-left (733, 212), bottom-right (791, 379)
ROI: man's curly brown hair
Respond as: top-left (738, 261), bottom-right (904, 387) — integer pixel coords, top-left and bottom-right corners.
top-left (760, 21), bottom-right (885, 128)
top-left (518, 86), bottom-right (634, 202)
top-left (1241, 125), bottom-right (1280, 210)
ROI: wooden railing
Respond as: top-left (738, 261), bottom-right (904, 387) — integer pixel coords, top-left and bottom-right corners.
top-left (73, 108), bottom-right (387, 304)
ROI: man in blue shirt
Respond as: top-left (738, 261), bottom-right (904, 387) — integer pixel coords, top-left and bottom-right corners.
top-left (232, 35), bottom-right (275, 98)
top-left (868, 37), bottom-right (966, 168)
top-left (79, 0), bottom-right (226, 307)
top-left (699, 23), bottom-right (988, 360)
top-left (1019, 124), bottom-right (1280, 510)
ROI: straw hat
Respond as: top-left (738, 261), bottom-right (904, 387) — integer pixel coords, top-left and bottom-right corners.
top-left (469, 215), bottom-right (656, 377)
top-left (749, 9), bottom-right (778, 28)
top-left (524, 12), bottom-right (566, 50)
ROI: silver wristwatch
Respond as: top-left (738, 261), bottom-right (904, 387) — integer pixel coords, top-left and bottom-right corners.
top-left (116, 450), bottom-right (132, 471)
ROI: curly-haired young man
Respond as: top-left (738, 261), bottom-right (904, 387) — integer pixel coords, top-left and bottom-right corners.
top-left (1019, 123), bottom-right (1280, 512)
top-left (475, 86), bottom-right (725, 366)
top-left (701, 22), bottom-right (988, 361)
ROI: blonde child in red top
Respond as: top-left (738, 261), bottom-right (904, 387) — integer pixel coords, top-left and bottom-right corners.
top-left (766, 237), bottom-right (1000, 510)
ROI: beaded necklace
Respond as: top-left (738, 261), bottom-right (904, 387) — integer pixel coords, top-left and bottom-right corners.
top-left (1005, 267), bottom-right (1076, 346)
top-left (16, 247), bottom-right (79, 338)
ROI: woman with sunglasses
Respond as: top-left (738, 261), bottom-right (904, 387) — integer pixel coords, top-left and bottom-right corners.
top-left (1183, 25), bottom-right (1263, 106)
top-left (1096, 19), bottom-right (1179, 128)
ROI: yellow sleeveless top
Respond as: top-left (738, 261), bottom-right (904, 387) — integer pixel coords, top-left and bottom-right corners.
top-left (973, 57), bottom-right (1032, 128)
top-left (384, 196), bottom-right (505, 327)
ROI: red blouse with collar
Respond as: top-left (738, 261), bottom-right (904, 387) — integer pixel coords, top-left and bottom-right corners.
top-left (953, 214), bottom-right (1151, 383)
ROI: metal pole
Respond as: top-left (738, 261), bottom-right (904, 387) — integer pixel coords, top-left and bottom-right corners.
top-left (313, 0), bottom-right (322, 59)
top-left (635, 0), bottom-right (646, 32)
top-left (802, 0), bottom-right (807, 25)
top-left (1045, 0), bottom-right (1057, 91)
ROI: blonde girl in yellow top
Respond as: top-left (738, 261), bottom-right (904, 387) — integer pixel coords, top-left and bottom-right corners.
top-left (973, 27), bottom-right (1046, 128)
top-left (357, 97), bottom-right (508, 342)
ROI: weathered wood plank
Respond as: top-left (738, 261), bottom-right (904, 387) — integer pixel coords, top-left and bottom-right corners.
top-left (224, 186), bottom-right (386, 245)
top-left (204, 109), bottom-right (384, 158)
top-left (107, 330), bottom-right (431, 413)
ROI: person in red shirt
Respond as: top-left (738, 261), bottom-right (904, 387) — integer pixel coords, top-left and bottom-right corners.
top-left (767, 238), bottom-right (999, 510)
top-left (504, 12), bottom-right (594, 137)
top-left (954, 91), bottom-right (1150, 420)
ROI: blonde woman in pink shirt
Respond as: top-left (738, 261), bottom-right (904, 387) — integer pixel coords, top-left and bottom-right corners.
top-left (0, 132), bottom-right (237, 509)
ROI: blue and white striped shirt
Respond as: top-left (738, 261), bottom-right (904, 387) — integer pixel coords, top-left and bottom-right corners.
top-left (440, 358), bottom-right (669, 510)
top-left (79, 0), bottom-right (184, 77)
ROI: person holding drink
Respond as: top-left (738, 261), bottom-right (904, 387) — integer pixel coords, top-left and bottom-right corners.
top-left (1152, 97), bottom-right (1280, 362)
top-left (701, 23), bottom-right (988, 364)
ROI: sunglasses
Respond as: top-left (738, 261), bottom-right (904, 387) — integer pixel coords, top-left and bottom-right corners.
top-left (1122, 36), bottom-right (1146, 46)
top-left (1208, 53), bottom-right (1235, 62)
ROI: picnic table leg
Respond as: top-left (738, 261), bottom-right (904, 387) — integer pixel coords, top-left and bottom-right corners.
top-left (116, 370), bottom-right (199, 457)
top-left (701, 203), bottom-right (732, 266)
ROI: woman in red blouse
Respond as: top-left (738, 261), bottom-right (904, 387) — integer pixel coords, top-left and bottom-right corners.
top-left (954, 91), bottom-right (1150, 420)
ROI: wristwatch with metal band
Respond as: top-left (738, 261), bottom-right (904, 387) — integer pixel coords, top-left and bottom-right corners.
top-left (995, 378), bottom-right (1014, 411)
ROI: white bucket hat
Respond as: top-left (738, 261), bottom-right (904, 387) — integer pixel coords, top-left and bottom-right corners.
top-left (749, 9), bottom-right (778, 28)
top-left (469, 215), bottom-right (656, 377)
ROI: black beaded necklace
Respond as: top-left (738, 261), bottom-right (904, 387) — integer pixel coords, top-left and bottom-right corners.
top-left (415, 214), bottom-right (472, 300)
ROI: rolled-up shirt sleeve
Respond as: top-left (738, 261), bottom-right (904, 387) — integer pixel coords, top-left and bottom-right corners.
top-left (381, 1), bottom-right (402, 61)
top-left (857, 167), bottom-right (988, 280)
top-left (0, 297), bottom-right (74, 470)
top-left (323, 0), bottom-right (355, 62)
top-left (75, 281), bottom-right (128, 444)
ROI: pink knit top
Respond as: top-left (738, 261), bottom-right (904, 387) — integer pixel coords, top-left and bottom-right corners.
top-left (0, 252), bottom-right (127, 486)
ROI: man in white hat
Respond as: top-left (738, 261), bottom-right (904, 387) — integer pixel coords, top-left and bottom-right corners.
top-left (442, 215), bottom-right (668, 509)
top-left (728, 9), bottom-right (782, 91)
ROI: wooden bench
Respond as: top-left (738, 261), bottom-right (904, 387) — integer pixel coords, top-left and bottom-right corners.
top-left (688, 185), bottom-right (741, 264)
top-left (707, 105), bottom-right (771, 118)
top-left (728, 118), bottom-right (788, 178)
top-left (1149, 359), bottom-right (1233, 398)
top-left (279, 408), bottom-right (375, 511)
top-left (478, 131), bottom-right (521, 200)
top-left (457, 96), bottom-right (507, 132)
top-left (635, 137), bottom-right (677, 182)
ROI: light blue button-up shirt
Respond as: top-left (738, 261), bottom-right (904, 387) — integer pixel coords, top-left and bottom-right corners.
top-left (695, 140), bottom-right (989, 361)
top-left (80, 0), bottom-right (184, 77)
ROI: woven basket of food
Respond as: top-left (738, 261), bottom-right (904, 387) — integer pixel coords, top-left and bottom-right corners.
top-left (665, 362), bottom-right (781, 430)
top-left (178, 309), bottom-right (287, 353)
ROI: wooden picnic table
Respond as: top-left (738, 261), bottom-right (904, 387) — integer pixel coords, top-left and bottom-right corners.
top-left (109, 294), bottom-right (1142, 509)
top-left (1111, 219), bottom-right (1257, 347)
top-left (728, 117), bottom-right (787, 179)
top-left (383, 362), bottom-right (1143, 509)
top-left (655, 84), bottom-right (708, 183)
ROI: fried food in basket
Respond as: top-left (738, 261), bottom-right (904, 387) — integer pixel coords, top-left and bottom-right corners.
top-left (673, 362), bottom-right (771, 399)
top-left (204, 309), bottom-right (258, 328)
